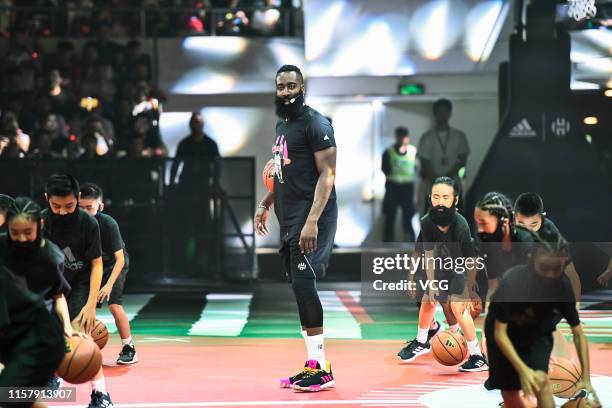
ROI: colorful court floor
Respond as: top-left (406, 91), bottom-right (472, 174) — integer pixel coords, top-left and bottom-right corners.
top-left (50, 282), bottom-right (612, 407)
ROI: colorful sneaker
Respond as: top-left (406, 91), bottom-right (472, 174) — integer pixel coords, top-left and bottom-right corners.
top-left (87, 390), bottom-right (114, 408)
top-left (397, 339), bottom-right (431, 363)
top-left (117, 344), bottom-right (138, 365)
top-left (459, 354), bottom-right (489, 372)
top-left (279, 360), bottom-right (319, 388)
top-left (292, 360), bottom-right (334, 392)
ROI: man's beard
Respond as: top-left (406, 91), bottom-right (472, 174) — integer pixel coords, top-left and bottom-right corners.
top-left (275, 92), bottom-right (304, 119)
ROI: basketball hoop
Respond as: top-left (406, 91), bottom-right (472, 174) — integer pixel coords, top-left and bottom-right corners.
top-left (567, 0), bottom-right (597, 21)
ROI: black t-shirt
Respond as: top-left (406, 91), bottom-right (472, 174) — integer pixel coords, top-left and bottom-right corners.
top-left (174, 133), bottom-right (220, 185)
top-left (41, 208), bottom-right (102, 284)
top-left (0, 235), bottom-right (70, 312)
top-left (420, 212), bottom-right (476, 259)
top-left (95, 212), bottom-right (129, 275)
top-left (488, 264), bottom-right (579, 348)
top-left (479, 226), bottom-right (535, 279)
top-left (0, 265), bottom-right (48, 345)
top-left (272, 106), bottom-right (337, 226)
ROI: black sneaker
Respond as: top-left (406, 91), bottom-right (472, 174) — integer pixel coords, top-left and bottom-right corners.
top-left (427, 321), bottom-right (442, 341)
top-left (459, 354), bottom-right (489, 372)
top-left (46, 376), bottom-right (63, 390)
top-left (279, 360), bottom-right (318, 388)
top-left (484, 378), bottom-right (493, 390)
top-left (397, 339), bottom-right (431, 363)
top-left (117, 344), bottom-right (138, 365)
top-left (292, 360), bottom-right (334, 392)
top-left (88, 390), bottom-right (113, 408)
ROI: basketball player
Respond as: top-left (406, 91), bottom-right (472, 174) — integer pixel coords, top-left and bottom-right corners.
top-left (0, 193), bottom-right (14, 232)
top-left (0, 265), bottom-right (66, 407)
top-left (79, 183), bottom-right (137, 365)
top-left (0, 197), bottom-right (74, 338)
top-left (42, 174), bottom-right (113, 408)
top-left (485, 238), bottom-right (600, 408)
top-left (474, 192), bottom-right (535, 301)
top-left (398, 177), bottom-right (487, 372)
top-left (254, 65), bottom-right (337, 392)
top-left (514, 192), bottom-right (581, 302)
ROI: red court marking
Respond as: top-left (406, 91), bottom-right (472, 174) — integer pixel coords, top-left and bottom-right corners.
top-left (48, 337), bottom-right (612, 408)
top-left (336, 291), bottom-right (374, 324)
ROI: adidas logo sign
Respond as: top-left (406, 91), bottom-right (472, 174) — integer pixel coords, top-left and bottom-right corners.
top-left (509, 119), bottom-right (537, 138)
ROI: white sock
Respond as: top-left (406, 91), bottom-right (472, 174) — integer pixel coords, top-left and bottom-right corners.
top-left (305, 334), bottom-right (326, 370)
top-left (429, 320), bottom-right (439, 330)
top-left (121, 336), bottom-right (133, 346)
top-left (91, 377), bottom-right (106, 394)
top-left (449, 323), bottom-right (460, 333)
top-left (301, 329), bottom-right (308, 359)
top-left (416, 327), bottom-right (428, 344)
top-left (467, 339), bottom-right (482, 356)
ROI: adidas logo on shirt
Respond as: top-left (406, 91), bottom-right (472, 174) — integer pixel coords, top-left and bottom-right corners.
top-left (508, 119), bottom-right (537, 137)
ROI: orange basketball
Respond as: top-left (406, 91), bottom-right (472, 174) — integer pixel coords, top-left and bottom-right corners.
top-left (262, 159), bottom-right (275, 192)
top-left (549, 357), bottom-right (582, 398)
top-left (432, 330), bottom-right (467, 366)
top-left (91, 320), bottom-right (109, 350)
top-left (470, 297), bottom-right (483, 319)
top-left (56, 336), bottom-right (102, 384)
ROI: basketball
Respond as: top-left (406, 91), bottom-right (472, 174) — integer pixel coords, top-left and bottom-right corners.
top-left (470, 297), bottom-right (483, 320)
top-left (56, 336), bottom-right (102, 384)
top-left (549, 357), bottom-right (582, 398)
top-left (91, 320), bottom-right (109, 350)
top-left (432, 330), bottom-right (467, 366)
top-left (262, 159), bottom-right (275, 192)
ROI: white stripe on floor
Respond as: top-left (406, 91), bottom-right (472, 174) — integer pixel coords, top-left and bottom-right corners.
top-left (96, 294), bottom-right (155, 334)
top-left (188, 294), bottom-right (253, 337)
top-left (319, 290), bottom-right (362, 339)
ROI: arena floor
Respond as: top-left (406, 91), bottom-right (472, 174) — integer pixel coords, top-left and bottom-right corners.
top-left (49, 283), bottom-right (612, 408)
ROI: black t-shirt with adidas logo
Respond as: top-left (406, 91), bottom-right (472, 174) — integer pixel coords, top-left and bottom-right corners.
top-left (41, 208), bottom-right (102, 284)
top-left (272, 105), bottom-right (337, 227)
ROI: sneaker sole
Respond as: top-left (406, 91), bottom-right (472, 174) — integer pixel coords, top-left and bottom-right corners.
top-left (398, 347), bottom-right (431, 363)
top-left (279, 378), bottom-right (293, 388)
top-left (117, 354), bottom-right (139, 365)
top-left (458, 365), bottom-right (489, 372)
top-left (292, 380), bottom-right (335, 392)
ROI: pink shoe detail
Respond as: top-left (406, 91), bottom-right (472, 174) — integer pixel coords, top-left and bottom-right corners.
top-left (279, 378), bottom-right (291, 388)
top-left (306, 360), bottom-right (319, 369)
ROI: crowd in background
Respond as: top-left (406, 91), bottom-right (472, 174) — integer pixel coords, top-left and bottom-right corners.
top-left (0, 26), bottom-right (169, 160)
top-left (0, 0), bottom-right (301, 38)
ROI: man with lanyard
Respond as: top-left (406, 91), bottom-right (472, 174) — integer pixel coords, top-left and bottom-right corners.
top-left (381, 126), bottom-right (417, 242)
top-left (417, 99), bottom-right (470, 215)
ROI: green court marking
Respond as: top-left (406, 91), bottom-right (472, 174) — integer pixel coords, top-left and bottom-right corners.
top-left (96, 294), bottom-right (155, 334)
top-left (130, 293), bottom-right (207, 336)
top-left (189, 294), bottom-right (253, 337)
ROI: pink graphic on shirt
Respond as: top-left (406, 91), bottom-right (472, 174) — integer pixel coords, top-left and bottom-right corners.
top-left (271, 135), bottom-right (291, 184)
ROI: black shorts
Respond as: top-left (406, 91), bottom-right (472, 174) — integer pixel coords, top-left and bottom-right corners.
top-left (415, 271), bottom-right (466, 303)
top-left (279, 220), bottom-right (337, 282)
top-left (484, 314), bottom-right (553, 391)
top-left (101, 267), bottom-right (128, 306)
top-left (67, 279), bottom-right (90, 319)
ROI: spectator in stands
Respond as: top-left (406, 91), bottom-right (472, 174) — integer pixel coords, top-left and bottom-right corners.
top-left (27, 131), bottom-right (62, 159)
top-left (48, 69), bottom-right (77, 120)
top-left (79, 131), bottom-right (99, 159)
top-left (0, 111), bottom-right (30, 157)
top-left (417, 99), bottom-right (470, 215)
top-left (44, 40), bottom-right (80, 85)
top-left (39, 112), bottom-right (70, 155)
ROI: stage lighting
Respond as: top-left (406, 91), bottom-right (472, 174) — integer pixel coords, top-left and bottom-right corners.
top-left (583, 116), bottom-right (599, 125)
